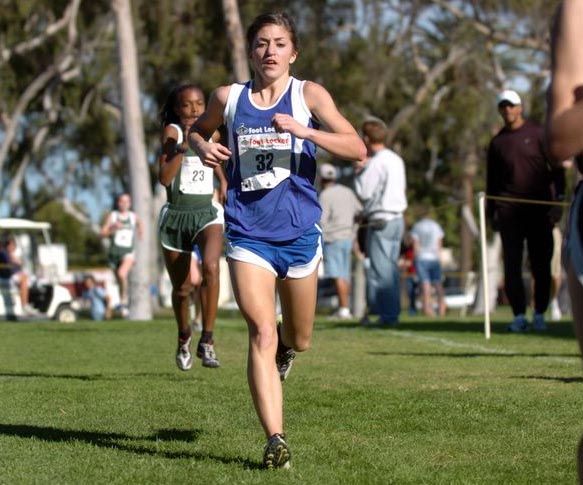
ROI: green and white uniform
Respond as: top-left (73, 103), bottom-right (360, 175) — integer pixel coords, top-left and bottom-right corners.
top-left (108, 210), bottom-right (137, 268)
top-left (159, 123), bottom-right (224, 253)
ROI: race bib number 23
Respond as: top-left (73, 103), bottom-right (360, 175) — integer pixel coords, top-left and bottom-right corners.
top-left (179, 157), bottom-right (214, 195)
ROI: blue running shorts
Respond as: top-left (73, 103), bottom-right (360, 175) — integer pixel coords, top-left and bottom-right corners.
top-left (226, 224), bottom-right (322, 279)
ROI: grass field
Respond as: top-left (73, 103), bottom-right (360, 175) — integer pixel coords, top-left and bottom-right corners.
top-left (1, 309), bottom-right (582, 484)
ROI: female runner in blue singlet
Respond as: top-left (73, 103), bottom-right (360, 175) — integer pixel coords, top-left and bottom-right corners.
top-left (547, 0), bottom-right (583, 477)
top-left (188, 13), bottom-right (366, 468)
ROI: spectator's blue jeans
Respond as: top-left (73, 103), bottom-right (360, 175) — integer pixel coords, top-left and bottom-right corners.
top-left (365, 217), bottom-right (404, 323)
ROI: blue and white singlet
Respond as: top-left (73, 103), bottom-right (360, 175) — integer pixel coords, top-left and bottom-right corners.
top-left (223, 77), bottom-right (322, 242)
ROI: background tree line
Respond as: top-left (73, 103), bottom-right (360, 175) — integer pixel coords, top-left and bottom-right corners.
top-left (0, 0), bottom-right (560, 315)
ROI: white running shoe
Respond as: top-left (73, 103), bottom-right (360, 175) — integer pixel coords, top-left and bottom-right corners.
top-left (176, 337), bottom-right (193, 371)
top-left (263, 433), bottom-right (291, 470)
top-left (196, 342), bottom-right (220, 368)
top-left (276, 323), bottom-right (296, 382)
top-left (276, 347), bottom-right (296, 382)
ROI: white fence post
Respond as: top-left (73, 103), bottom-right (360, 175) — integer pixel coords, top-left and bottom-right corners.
top-left (478, 192), bottom-right (491, 339)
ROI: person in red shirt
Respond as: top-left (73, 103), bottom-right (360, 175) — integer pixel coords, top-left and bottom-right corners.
top-left (401, 237), bottom-right (418, 316)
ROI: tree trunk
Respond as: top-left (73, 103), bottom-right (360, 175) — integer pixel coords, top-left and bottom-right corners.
top-left (222, 0), bottom-right (250, 82)
top-left (112, 0), bottom-right (153, 320)
top-left (460, 146), bottom-right (479, 287)
top-left (460, 178), bottom-right (473, 281)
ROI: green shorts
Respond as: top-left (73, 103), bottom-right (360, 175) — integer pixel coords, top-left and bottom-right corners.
top-left (108, 246), bottom-right (134, 269)
top-left (159, 202), bottom-right (223, 253)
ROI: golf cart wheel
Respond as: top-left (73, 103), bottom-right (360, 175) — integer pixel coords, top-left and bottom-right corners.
top-left (55, 305), bottom-right (76, 323)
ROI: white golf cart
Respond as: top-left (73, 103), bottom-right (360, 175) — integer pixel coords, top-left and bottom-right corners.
top-left (0, 218), bottom-right (77, 322)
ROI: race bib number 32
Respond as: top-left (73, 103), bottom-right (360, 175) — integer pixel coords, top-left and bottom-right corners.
top-left (238, 132), bottom-right (292, 192)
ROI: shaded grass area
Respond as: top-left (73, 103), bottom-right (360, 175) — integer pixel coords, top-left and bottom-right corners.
top-left (0, 310), bottom-right (581, 484)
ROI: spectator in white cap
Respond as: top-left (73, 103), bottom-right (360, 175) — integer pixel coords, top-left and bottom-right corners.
top-left (318, 163), bottom-right (362, 319)
top-left (497, 89), bottom-right (522, 106)
top-left (486, 88), bottom-right (565, 332)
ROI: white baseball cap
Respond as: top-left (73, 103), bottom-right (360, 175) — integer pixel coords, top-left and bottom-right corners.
top-left (319, 163), bottom-right (337, 180)
top-left (497, 89), bottom-right (522, 106)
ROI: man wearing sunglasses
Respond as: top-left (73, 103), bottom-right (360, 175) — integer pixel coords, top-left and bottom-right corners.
top-left (486, 90), bottom-right (565, 333)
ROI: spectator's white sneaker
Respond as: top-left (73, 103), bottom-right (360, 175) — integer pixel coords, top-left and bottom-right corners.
top-left (328, 307), bottom-right (353, 320)
top-left (120, 305), bottom-right (129, 318)
top-left (550, 299), bottom-right (562, 321)
top-left (23, 304), bottom-right (39, 315)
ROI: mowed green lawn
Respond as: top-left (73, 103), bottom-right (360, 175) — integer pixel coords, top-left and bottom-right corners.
top-left (1, 310), bottom-right (582, 484)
